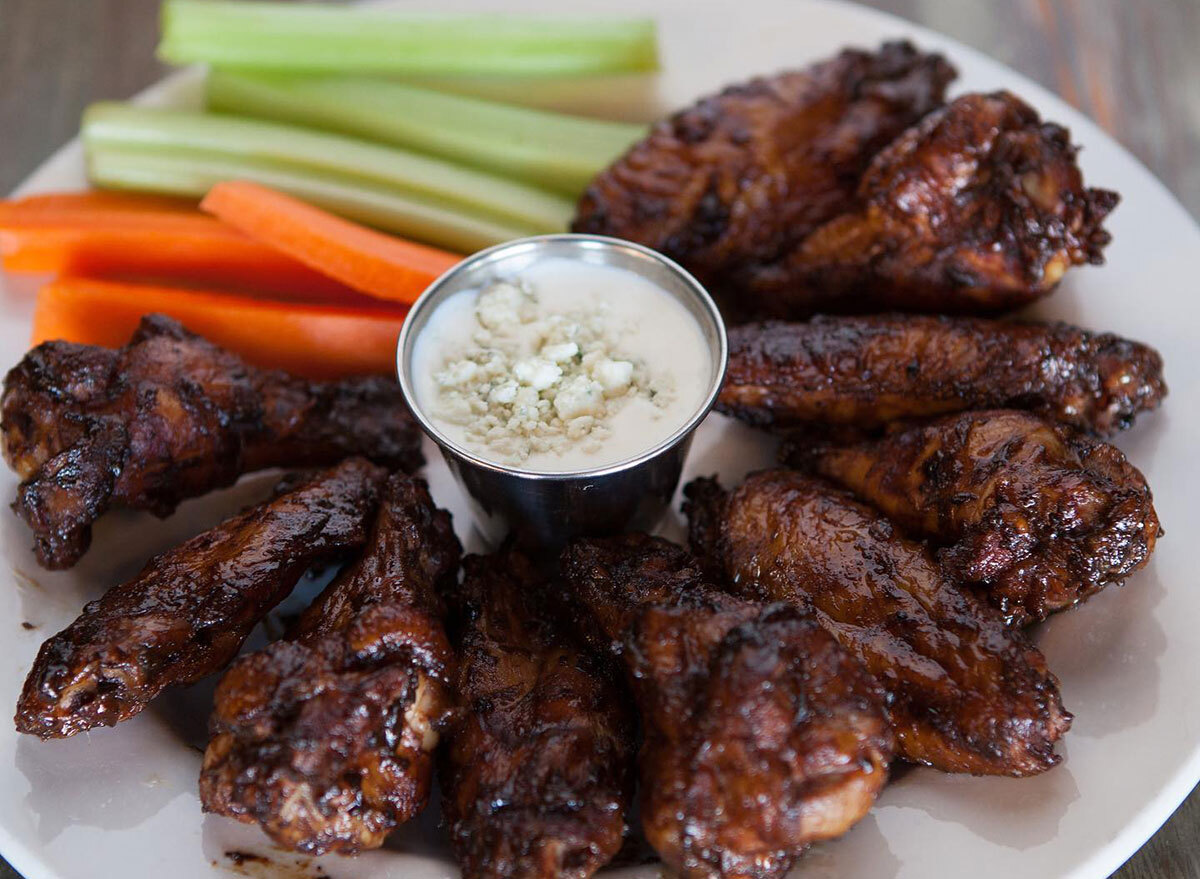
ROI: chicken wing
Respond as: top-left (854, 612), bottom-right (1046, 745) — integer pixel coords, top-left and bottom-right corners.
top-left (719, 314), bottom-right (1165, 435)
top-left (560, 534), bottom-right (894, 879)
top-left (685, 472), bottom-right (1071, 776)
top-left (2, 313), bottom-right (422, 569)
top-left (770, 90), bottom-right (1118, 316)
top-left (440, 548), bottom-right (635, 879)
top-left (791, 410), bottom-right (1160, 625)
top-left (14, 457), bottom-right (385, 739)
top-left (573, 41), bottom-right (955, 317)
top-left (575, 39), bottom-right (1116, 322)
top-left (200, 474), bottom-right (460, 854)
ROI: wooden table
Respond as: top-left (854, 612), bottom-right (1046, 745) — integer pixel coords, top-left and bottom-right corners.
top-left (1, 1), bottom-right (1197, 877)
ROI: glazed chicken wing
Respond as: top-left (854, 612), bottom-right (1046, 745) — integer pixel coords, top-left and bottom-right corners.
top-left (575, 41), bottom-right (1116, 321)
top-left (440, 548), bottom-right (635, 879)
top-left (719, 315), bottom-right (1165, 435)
top-left (772, 90), bottom-right (1118, 316)
top-left (792, 410), bottom-right (1160, 625)
top-left (573, 41), bottom-right (955, 318)
top-left (685, 472), bottom-right (1071, 776)
top-left (1, 313), bottom-right (422, 569)
top-left (15, 458), bottom-right (385, 739)
top-left (560, 534), bottom-right (894, 879)
top-left (200, 474), bottom-right (461, 855)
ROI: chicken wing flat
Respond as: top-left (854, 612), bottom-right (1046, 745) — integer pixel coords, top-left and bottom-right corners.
top-left (440, 548), bottom-right (635, 879)
top-left (2, 313), bottom-right (422, 569)
top-left (15, 458), bottom-right (385, 739)
top-left (719, 315), bottom-right (1166, 435)
top-left (770, 90), bottom-right (1118, 316)
top-left (572, 42), bottom-right (955, 314)
top-left (200, 474), bottom-right (460, 855)
top-left (793, 410), bottom-right (1160, 625)
top-left (685, 472), bottom-right (1071, 776)
top-left (560, 534), bottom-right (894, 879)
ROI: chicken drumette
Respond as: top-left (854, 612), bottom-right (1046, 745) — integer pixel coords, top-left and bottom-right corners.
top-left (560, 534), bottom-right (894, 879)
top-left (789, 409), bottom-right (1160, 624)
top-left (771, 90), bottom-right (1118, 316)
top-left (686, 472), bottom-right (1071, 776)
top-left (1, 313), bottom-right (422, 568)
top-left (200, 474), bottom-right (461, 855)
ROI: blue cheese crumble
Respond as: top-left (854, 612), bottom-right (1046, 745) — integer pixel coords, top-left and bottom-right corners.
top-left (430, 280), bottom-right (674, 466)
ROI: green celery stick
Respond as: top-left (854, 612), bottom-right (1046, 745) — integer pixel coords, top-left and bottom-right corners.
top-left (159, 0), bottom-right (658, 76)
top-left (413, 73), bottom-right (664, 123)
top-left (206, 71), bottom-right (645, 195)
top-left (86, 147), bottom-right (537, 253)
top-left (83, 102), bottom-right (574, 233)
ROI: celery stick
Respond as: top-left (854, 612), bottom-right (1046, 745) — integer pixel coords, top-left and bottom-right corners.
top-left (86, 147), bottom-right (536, 253)
top-left (83, 102), bottom-right (574, 233)
top-left (207, 72), bottom-right (645, 195)
top-left (415, 73), bottom-right (665, 123)
top-left (159, 0), bottom-right (658, 76)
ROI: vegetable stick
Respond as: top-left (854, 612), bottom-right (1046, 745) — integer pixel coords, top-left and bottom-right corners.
top-left (159, 0), bottom-right (658, 76)
top-left (201, 181), bottom-right (459, 306)
top-left (411, 73), bottom-right (663, 123)
top-left (0, 194), bottom-right (386, 304)
top-left (206, 72), bottom-right (646, 195)
top-left (0, 191), bottom-right (198, 218)
top-left (83, 103), bottom-right (574, 235)
top-left (33, 278), bottom-right (406, 379)
top-left (86, 147), bottom-right (532, 254)
top-left (0, 223), bottom-right (384, 306)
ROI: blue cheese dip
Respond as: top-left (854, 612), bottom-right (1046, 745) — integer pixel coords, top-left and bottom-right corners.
top-left (411, 257), bottom-right (712, 472)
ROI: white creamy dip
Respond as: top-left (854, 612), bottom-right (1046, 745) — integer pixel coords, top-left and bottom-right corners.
top-left (411, 257), bottom-right (712, 472)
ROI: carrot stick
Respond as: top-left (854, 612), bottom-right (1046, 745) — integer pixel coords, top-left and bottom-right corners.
top-left (1, 222), bottom-right (388, 306)
top-left (33, 277), bottom-right (407, 379)
top-left (1, 200), bottom-right (218, 239)
top-left (201, 180), bottom-right (461, 305)
top-left (0, 192), bottom-right (396, 306)
top-left (0, 191), bottom-right (199, 219)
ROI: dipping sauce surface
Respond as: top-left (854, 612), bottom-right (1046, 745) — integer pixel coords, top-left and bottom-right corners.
top-left (412, 257), bottom-right (711, 472)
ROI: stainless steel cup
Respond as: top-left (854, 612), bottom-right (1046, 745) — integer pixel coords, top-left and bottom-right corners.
top-left (396, 233), bottom-right (727, 549)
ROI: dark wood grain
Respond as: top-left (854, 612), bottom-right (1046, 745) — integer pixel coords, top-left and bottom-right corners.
top-left (0, 1), bottom-right (1197, 878)
top-left (0, 0), bottom-right (166, 195)
top-left (857, 0), bottom-right (1200, 220)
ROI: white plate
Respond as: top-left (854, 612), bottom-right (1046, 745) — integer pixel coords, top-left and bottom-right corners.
top-left (2, 1), bottom-right (1198, 878)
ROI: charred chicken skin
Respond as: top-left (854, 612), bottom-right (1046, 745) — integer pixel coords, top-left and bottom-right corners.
top-left (560, 534), bottom-right (894, 879)
top-left (1, 313), bottom-right (422, 569)
top-left (440, 548), bottom-right (635, 879)
top-left (685, 472), bottom-right (1071, 776)
top-left (772, 90), bottom-right (1118, 316)
top-left (575, 42), bottom-right (1116, 321)
top-left (573, 41), bottom-right (955, 320)
top-left (719, 315), bottom-right (1166, 435)
top-left (200, 474), bottom-right (461, 855)
top-left (15, 458), bottom-right (386, 740)
top-left (792, 410), bottom-right (1160, 625)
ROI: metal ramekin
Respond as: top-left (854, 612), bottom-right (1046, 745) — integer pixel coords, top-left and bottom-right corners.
top-left (396, 233), bottom-right (727, 549)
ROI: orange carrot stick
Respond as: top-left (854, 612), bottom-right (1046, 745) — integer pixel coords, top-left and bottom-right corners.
top-left (2, 222), bottom-right (389, 306)
top-left (0, 191), bottom-right (199, 219)
top-left (1, 202), bottom-right (224, 243)
top-left (0, 193), bottom-right (401, 306)
top-left (33, 277), bottom-right (407, 379)
top-left (201, 180), bottom-right (461, 305)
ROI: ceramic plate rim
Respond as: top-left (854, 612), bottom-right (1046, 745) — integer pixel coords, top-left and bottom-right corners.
top-left (2, 3), bottom-right (1198, 878)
